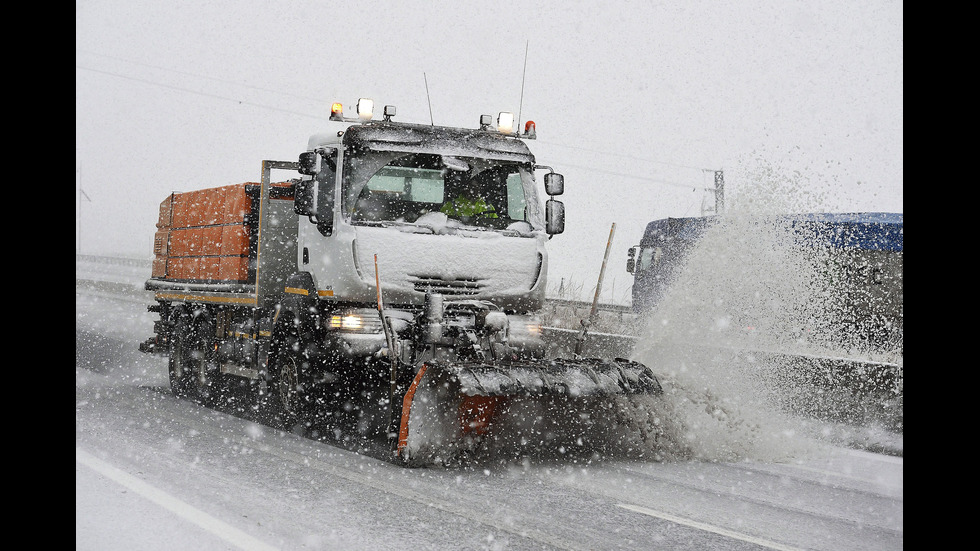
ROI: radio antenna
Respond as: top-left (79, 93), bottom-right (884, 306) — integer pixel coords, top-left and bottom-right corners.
top-left (517, 41), bottom-right (528, 129)
top-left (424, 72), bottom-right (434, 125)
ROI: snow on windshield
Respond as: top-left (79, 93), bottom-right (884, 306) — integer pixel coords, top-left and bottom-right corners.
top-left (345, 152), bottom-right (544, 232)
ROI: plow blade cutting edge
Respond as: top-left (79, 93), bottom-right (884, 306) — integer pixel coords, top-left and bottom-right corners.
top-left (396, 358), bottom-right (662, 465)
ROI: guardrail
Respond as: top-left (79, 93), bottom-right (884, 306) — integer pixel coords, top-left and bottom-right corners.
top-left (543, 297), bottom-right (632, 314)
top-left (76, 254), bottom-right (151, 268)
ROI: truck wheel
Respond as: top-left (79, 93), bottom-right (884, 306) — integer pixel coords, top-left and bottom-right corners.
top-left (168, 320), bottom-right (195, 398)
top-left (267, 333), bottom-right (307, 431)
top-left (188, 326), bottom-right (220, 407)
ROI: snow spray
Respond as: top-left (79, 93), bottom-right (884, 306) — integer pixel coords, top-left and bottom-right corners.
top-left (627, 160), bottom-right (901, 462)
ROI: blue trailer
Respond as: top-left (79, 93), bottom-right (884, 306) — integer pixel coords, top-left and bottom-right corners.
top-left (626, 212), bottom-right (903, 350)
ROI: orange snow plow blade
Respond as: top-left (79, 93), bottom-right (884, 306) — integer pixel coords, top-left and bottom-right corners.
top-left (396, 357), bottom-right (661, 465)
top-left (459, 394), bottom-right (506, 436)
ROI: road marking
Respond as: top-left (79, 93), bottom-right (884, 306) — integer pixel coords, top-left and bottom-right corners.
top-left (616, 503), bottom-right (805, 551)
top-left (76, 447), bottom-right (279, 551)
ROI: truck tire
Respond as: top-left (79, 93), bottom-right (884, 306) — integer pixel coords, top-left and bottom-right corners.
top-left (188, 321), bottom-right (220, 407)
top-left (266, 331), bottom-right (308, 431)
top-left (168, 318), bottom-right (195, 398)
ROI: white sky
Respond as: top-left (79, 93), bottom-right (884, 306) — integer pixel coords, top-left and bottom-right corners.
top-left (75, 0), bottom-right (903, 303)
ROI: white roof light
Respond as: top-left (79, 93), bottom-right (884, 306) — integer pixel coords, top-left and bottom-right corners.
top-left (357, 98), bottom-right (374, 120)
top-left (497, 112), bottom-right (515, 134)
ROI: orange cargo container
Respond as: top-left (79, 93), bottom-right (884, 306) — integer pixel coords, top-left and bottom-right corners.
top-left (151, 258), bottom-right (167, 278)
top-left (151, 181), bottom-right (293, 283)
top-left (173, 184), bottom-right (262, 228)
top-left (151, 182), bottom-right (268, 283)
top-left (220, 224), bottom-right (250, 256)
top-left (201, 225), bottom-right (223, 256)
top-left (157, 194), bottom-right (175, 228)
top-left (218, 256), bottom-right (249, 281)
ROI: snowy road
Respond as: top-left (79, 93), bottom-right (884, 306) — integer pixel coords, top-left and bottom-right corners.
top-left (76, 264), bottom-right (902, 551)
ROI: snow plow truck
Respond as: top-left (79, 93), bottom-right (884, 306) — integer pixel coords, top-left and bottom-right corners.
top-left (140, 98), bottom-right (662, 465)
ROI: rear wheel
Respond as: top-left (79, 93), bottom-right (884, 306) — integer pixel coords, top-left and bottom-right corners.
top-left (188, 325), bottom-right (220, 406)
top-left (168, 320), bottom-right (195, 398)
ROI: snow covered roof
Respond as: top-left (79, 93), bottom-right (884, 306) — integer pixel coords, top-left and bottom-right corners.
top-left (640, 212), bottom-right (904, 252)
top-left (343, 123), bottom-right (536, 163)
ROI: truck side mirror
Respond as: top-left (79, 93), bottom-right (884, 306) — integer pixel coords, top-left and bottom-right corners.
top-left (298, 151), bottom-right (317, 175)
top-left (294, 179), bottom-right (316, 216)
top-left (546, 199), bottom-right (565, 235)
top-left (626, 247), bottom-right (637, 273)
top-left (544, 172), bottom-right (564, 196)
top-left (314, 148), bottom-right (338, 237)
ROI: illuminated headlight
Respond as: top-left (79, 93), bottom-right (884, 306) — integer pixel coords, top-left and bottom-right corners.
top-left (327, 310), bottom-right (383, 333)
top-left (504, 314), bottom-right (546, 357)
top-left (507, 315), bottom-right (542, 336)
top-left (329, 314), bottom-right (363, 330)
top-left (357, 98), bottom-right (374, 120)
top-left (497, 111), bottom-right (515, 134)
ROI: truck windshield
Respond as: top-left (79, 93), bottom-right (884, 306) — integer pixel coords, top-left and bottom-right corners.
top-left (342, 150), bottom-right (544, 231)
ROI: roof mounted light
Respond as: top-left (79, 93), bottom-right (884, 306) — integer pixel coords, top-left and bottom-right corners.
top-left (329, 102), bottom-right (344, 121)
top-left (497, 111), bottom-right (515, 134)
top-left (480, 114), bottom-right (493, 130)
top-left (523, 120), bottom-right (536, 139)
top-left (383, 105), bottom-right (396, 121)
top-left (357, 98), bottom-right (374, 120)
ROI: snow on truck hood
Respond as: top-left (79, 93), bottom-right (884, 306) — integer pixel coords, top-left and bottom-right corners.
top-left (353, 217), bottom-right (547, 299)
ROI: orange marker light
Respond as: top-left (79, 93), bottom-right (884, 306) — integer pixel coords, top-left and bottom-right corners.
top-left (524, 120), bottom-right (537, 139)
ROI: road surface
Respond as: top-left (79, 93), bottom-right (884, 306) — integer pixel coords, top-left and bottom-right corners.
top-left (76, 259), bottom-right (902, 550)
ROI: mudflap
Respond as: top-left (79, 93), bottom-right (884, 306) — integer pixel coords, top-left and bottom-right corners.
top-left (395, 357), bottom-right (663, 467)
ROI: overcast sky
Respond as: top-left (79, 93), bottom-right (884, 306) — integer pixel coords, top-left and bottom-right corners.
top-left (76, 0), bottom-right (902, 303)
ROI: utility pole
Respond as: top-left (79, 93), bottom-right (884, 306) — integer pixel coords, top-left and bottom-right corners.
top-left (575, 222), bottom-right (616, 356)
top-left (714, 170), bottom-right (725, 214)
top-left (77, 164), bottom-right (91, 254)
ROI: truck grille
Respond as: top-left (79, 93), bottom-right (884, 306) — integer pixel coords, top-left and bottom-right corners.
top-left (410, 276), bottom-right (484, 296)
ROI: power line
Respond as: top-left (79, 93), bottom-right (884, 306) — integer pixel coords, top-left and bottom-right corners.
top-left (553, 161), bottom-right (715, 191)
top-left (75, 65), bottom-right (327, 121)
top-left (76, 63), bottom-right (722, 191)
top-left (76, 49), bottom-right (324, 105)
top-left (534, 140), bottom-right (723, 191)
top-left (537, 139), bottom-right (720, 173)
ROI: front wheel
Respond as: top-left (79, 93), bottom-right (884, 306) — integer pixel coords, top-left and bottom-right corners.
top-left (265, 333), bottom-right (308, 431)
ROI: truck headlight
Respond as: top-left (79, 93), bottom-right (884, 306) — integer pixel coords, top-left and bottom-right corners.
top-left (508, 315), bottom-right (542, 336)
top-left (327, 309), bottom-right (383, 333)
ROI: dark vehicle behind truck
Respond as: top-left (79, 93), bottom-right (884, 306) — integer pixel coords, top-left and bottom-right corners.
top-left (626, 212), bottom-right (903, 350)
